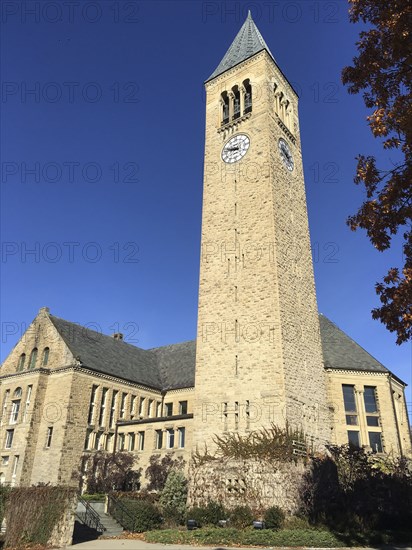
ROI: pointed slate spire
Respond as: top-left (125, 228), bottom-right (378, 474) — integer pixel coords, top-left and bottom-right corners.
top-left (207, 11), bottom-right (276, 82)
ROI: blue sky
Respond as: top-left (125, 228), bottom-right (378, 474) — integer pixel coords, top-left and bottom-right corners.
top-left (1, 1), bottom-right (410, 407)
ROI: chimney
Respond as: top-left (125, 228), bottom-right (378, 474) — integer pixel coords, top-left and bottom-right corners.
top-left (112, 333), bottom-right (124, 341)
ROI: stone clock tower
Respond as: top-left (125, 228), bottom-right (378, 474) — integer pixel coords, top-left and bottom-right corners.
top-left (193, 12), bottom-right (331, 449)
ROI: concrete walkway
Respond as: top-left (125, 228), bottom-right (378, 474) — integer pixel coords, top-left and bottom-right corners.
top-left (65, 539), bottom-right (412, 550)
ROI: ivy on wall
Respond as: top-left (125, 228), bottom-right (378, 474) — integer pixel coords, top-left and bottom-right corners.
top-left (4, 486), bottom-right (77, 548)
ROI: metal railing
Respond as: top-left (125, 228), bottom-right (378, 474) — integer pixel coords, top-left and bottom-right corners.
top-left (107, 493), bottom-right (136, 531)
top-left (75, 495), bottom-right (106, 534)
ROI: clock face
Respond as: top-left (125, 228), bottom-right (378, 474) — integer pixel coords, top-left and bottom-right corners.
top-left (222, 134), bottom-right (250, 163)
top-left (278, 138), bottom-right (294, 171)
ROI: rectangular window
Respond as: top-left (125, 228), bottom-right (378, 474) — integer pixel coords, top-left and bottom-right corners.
top-left (148, 399), bottom-right (154, 417)
top-left (99, 388), bottom-right (108, 426)
top-left (94, 431), bottom-right (104, 450)
top-left (1, 456), bottom-right (9, 466)
top-left (156, 402), bottom-right (162, 417)
top-left (364, 386), bottom-right (378, 413)
top-left (346, 415), bottom-right (358, 425)
top-left (9, 400), bottom-right (21, 424)
top-left (245, 400), bottom-right (250, 430)
top-left (138, 397), bottom-right (145, 417)
top-left (342, 385), bottom-right (357, 412)
top-left (5, 430), bottom-right (14, 449)
top-left (179, 401), bottom-right (188, 415)
top-left (178, 427), bottom-right (185, 448)
top-left (347, 430), bottom-right (360, 448)
top-left (165, 403), bottom-right (173, 416)
top-left (234, 401), bottom-right (239, 430)
top-left (105, 433), bottom-right (114, 451)
top-left (12, 455), bottom-right (19, 477)
top-left (155, 429), bottom-right (163, 450)
top-left (367, 416), bottom-right (380, 427)
top-left (369, 432), bottom-right (383, 453)
top-left (128, 433), bottom-right (135, 451)
top-left (130, 395), bottom-right (137, 419)
top-left (23, 385), bottom-right (33, 422)
top-left (88, 385), bottom-right (98, 424)
top-left (1, 390), bottom-right (10, 426)
top-left (166, 429), bottom-right (174, 449)
top-left (138, 431), bottom-right (145, 451)
top-left (45, 427), bottom-right (53, 448)
top-left (109, 390), bottom-right (118, 428)
top-left (118, 433), bottom-right (125, 451)
top-left (120, 392), bottom-right (127, 419)
top-left (84, 429), bottom-right (93, 450)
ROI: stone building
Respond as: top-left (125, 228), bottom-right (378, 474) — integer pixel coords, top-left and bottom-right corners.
top-left (1, 13), bottom-right (410, 488)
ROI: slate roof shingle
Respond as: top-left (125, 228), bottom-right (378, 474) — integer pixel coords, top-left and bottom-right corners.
top-left (207, 11), bottom-right (276, 82)
top-left (49, 313), bottom-right (400, 392)
top-left (318, 314), bottom-right (389, 374)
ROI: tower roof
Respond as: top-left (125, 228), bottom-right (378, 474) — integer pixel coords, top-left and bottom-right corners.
top-left (207, 11), bottom-right (276, 82)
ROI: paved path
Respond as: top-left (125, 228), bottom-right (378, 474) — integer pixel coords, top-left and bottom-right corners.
top-left (65, 539), bottom-right (412, 550)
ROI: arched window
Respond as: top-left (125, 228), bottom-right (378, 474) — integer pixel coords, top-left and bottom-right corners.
top-left (243, 79), bottom-right (252, 114)
top-left (13, 388), bottom-right (22, 399)
top-left (232, 85), bottom-right (241, 120)
top-left (17, 353), bottom-right (26, 372)
top-left (221, 91), bottom-right (229, 125)
top-left (42, 347), bottom-right (50, 366)
top-left (28, 348), bottom-right (38, 370)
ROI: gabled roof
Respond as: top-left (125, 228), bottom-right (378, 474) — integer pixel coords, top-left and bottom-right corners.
top-left (319, 314), bottom-right (389, 374)
top-left (150, 340), bottom-right (196, 391)
top-left (49, 315), bottom-right (162, 390)
top-left (207, 11), bottom-right (276, 82)
top-left (49, 314), bottom-right (196, 391)
top-left (47, 312), bottom-right (399, 392)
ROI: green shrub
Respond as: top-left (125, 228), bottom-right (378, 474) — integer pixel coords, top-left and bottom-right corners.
top-left (159, 470), bottom-right (188, 526)
top-left (144, 526), bottom-right (347, 547)
top-left (264, 505), bottom-right (285, 530)
top-left (186, 501), bottom-right (227, 526)
top-left (113, 499), bottom-right (162, 532)
top-left (284, 515), bottom-right (312, 530)
top-left (229, 505), bottom-right (254, 529)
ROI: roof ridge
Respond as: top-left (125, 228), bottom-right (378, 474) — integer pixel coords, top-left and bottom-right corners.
top-left (49, 314), bottom-right (149, 352)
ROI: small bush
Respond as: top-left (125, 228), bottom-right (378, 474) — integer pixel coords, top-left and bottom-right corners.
top-left (229, 505), bottom-right (254, 529)
top-left (114, 499), bottom-right (162, 532)
top-left (264, 505), bottom-right (285, 530)
top-left (186, 501), bottom-right (227, 526)
top-left (160, 470), bottom-right (188, 526)
top-left (284, 515), bottom-right (312, 530)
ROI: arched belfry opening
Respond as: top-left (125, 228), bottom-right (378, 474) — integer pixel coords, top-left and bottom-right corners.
top-left (221, 91), bottom-right (229, 125)
top-left (231, 85), bottom-right (241, 120)
top-left (243, 79), bottom-right (252, 114)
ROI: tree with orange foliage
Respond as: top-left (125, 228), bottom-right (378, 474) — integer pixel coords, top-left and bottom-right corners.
top-left (342, 0), bottom-right (412, 343)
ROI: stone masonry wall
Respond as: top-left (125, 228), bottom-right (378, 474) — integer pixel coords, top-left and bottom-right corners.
top-left (188, 457), bottom-right (307, 515)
